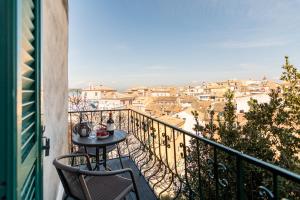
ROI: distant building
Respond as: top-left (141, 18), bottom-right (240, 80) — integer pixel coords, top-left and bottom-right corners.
top-left (198, 94), bottom-right (215, 101)
top-left (150, 87), bottom-right (172, 97)
top-left (118, 94), bottom-right (135, 107)
top-left (173, 107), bottom-right (205, 133)
top-left (157, 115), bottom-right (185, 128)
top-left (235, 94), bottom-right (271, 113)
top-left (81, 84), bottom-right (117, 101)
top-left (125, 86), bottom-right (149, 97)
top-left (183, 85), bottom-right (204, 97)
top-left (132, 96), bottom-right (152, 112)
top-left (80, 85), bottom-right (133, 110)
top-left (97, 97), bottom-right (123, 110)
top-left (145, 96), bottom-right (181, 116)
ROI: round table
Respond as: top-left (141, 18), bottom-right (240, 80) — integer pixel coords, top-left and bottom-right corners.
top-left (72, 130), bottom-right (127, 170)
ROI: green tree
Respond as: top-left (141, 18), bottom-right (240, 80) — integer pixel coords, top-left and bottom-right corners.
top-left (188, 57), bottom-right (300, 199)
top-left (217, 90), bottom-right (241, 148)
top-left (243, 56), bottom-right (300, 172)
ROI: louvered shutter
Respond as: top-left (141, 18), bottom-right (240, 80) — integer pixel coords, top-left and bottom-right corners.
top-left (18, 0), bottom-right (42, 199)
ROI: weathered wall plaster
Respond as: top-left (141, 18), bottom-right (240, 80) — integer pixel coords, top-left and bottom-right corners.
top-left (42, 0), bottom-right (68, 199)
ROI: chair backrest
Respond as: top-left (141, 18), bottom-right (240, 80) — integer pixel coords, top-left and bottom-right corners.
top-left (53, 156), bottom-right (87, 200)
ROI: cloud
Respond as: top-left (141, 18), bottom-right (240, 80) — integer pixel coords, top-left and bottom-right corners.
top-left (220, 38), bottom-right (290, 49)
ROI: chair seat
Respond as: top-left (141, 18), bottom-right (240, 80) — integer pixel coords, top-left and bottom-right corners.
top-left (85, 175), bottom-right (133, 200)
top-left (77, 145), bottom-right (117, 157)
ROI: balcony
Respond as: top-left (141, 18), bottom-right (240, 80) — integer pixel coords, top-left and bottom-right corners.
top-left (68, 109), bottom-right (300, 200)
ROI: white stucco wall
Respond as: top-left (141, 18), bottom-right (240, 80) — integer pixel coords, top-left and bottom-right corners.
top-left (173, 111), bottom-right (204, 133)
top-left (82, 90), bottom-right (102, 100)
top-left (42, 0), bottom-right (68, 199)
top-left (236, 94), bottom-right (270, 113)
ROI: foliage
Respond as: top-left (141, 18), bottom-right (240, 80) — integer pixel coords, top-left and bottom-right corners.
top-left (243, 57), bottom-right (300, 171)
top-left (188, 57), bottom-right (300, 199)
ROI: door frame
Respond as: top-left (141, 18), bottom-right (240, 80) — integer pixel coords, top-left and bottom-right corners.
top-left (0, 0), bottom-right (18, 199)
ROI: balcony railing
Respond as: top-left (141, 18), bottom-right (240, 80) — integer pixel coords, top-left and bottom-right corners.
top-left (68, 109), bottom-right (300, 200)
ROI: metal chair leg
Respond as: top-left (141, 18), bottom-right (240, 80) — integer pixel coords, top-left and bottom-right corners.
top-left (71, 157), bottom-right (75, 166)
top-left (117, 144), bottom-right (124, 168)
top-left (125, 138), bottom-right (131, 159)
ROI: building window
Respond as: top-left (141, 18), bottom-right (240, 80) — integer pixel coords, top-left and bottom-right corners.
top-left (95, 92), bottom-right (98, 96)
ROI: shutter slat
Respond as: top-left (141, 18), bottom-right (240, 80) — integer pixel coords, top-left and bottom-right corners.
top-left (24, 177), bottom-right (35, 200)
top-left (29, 188), bottom-right (35, 200)
top-left (22, 92), bottom-right (35, 105)
top-left (22, 35), bottom-right (34, 54)
top-left (22, 101), bottom-right (35, 107)
top-left (22, 26), bottom-right (34, 43)
top-left (22, 49), bottom-right (34, 65)
top-left (21, 132), bottom-right (35, 151)
top-left (21, 122), bottom-right (35, 136)
top-left (22, 15), bottom-right (34, 32)
top-left (22, 111), bottom-right (35, 121)
top-left (20, 165), bottom-right (35, 197)
top-left (22, 76), bottom-right (35, 90)
top-left (21, 134), bottom-right (36, 161)
top-left (23, 0), bottom-right (34, 19)
top-left (27, 0), bottom-right (35, 10)
top-left (22, 90), bottom-right (34, 94)
top-left (22, 101), bottom-right (35, 119)
top-left (22, 63), bottom-right (34, 77)
top-left (19, 142), bottom-right (37, 191)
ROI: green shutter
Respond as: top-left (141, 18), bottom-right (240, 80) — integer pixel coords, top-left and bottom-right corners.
top-left (0, 0), bottom-right (42, 199)
top-left (18, 0), bottom-right (42, 199)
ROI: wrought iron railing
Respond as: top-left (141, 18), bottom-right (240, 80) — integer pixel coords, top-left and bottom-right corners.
top-left (68, 109), bottom-right (300, 200)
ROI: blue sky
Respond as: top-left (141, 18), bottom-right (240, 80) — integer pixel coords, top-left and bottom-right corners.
top-left (69, 0), bottom-right (300, 90)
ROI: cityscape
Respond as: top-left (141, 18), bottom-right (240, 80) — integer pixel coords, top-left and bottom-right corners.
top-left (69, 76), bottom-right (277, 133)
top-left (1, 0), bottom-right (300, 199)
top-left (67, 58), bottom-right (300, 198)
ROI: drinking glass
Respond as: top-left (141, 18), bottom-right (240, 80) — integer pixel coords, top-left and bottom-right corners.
top-left (89, 122), bottom-right (97, 139)
top-left (89, 130), bottom-right (96, 139)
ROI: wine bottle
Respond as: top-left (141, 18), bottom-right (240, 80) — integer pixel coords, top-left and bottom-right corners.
top-left (107, 112), bottom-right (115, 135)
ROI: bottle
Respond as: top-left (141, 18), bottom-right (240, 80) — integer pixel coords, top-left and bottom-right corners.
top-left (106, 112), bottom-right (114, 135)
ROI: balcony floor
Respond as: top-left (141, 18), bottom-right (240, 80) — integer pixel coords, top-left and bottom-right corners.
top-left (66, 157), bottom-right (157, 200)
top-left (107, 157), bottom-right (157, 200)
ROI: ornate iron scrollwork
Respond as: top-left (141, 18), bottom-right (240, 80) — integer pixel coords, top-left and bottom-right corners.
top-left (130, 115), bottom-right (134, 124)
top-left (150, 127), bottom-right (156, 138)
top-left (206, 158), bottom-right (228, 188)
top-left (142, 121), bottom-right (148, 132)
top-left (258, 186), bottom-right (274, 199)
top-left (180, 143), bottom-right (184, 158)
top-left (207, 158), bottom-right (215, 179)
top-left (217, 163), bottom-right (228, 188)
